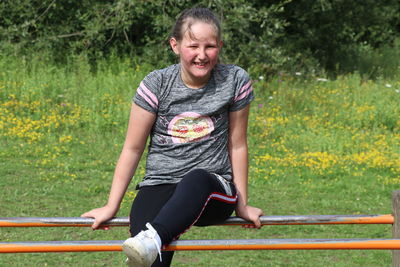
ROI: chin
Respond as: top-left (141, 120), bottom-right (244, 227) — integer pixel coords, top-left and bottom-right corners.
top-left (193, 71), bottom-right (211, 80)
top-left (193, 65), bottom-right (214, 74)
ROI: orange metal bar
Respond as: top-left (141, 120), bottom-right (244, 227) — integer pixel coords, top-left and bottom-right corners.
top-left (0, 214), bottom-right (394, 228)
top-left (165, 239), bottom-right (400, 251)
top-left (224, 214), bottom-right (394, 226)
top-left (2, 239), bottom-right (400, 253)
top-left (0, 241), bottom-right (122, 253)
top-left (271, 214), bottom-right (394, 225)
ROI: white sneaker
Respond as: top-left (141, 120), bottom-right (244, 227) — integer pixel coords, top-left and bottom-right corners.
top-left (123, 223), bottom-right (162, 267)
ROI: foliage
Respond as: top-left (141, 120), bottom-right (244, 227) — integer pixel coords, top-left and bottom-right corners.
top-left (0, 0), bottom-right (399, 76)
top-left (277, 0), bottom-right (400, 74)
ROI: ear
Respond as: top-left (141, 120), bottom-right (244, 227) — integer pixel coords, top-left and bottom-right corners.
top-left (169, 38), bottom-right (180, 55)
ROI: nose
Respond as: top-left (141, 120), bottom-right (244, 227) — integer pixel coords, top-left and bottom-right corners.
top-left (197, 47), bottom-right (206, 60)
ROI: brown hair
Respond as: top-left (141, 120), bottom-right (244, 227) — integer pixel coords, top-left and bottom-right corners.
top-left (171, 7), bottom-right (221, 42)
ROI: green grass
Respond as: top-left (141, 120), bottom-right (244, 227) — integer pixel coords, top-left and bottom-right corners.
top-left (0, 53), bottom-right (399, 266)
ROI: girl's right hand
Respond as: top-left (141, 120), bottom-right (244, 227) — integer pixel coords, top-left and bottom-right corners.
top-left (81, 205), bottom-right (118, 230)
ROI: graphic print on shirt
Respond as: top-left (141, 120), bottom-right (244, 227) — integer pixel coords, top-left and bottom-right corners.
top-left (159, 116), bottom-right (170, 127)
top-left (168, 112), bottom-right (215, 143)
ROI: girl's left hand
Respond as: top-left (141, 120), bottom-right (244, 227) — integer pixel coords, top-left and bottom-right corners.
top-left (235, 205), bottom-right (264, 229)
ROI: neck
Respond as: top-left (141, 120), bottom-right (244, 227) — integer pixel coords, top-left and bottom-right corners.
top-left (180, 68), bottom-right (210, 89)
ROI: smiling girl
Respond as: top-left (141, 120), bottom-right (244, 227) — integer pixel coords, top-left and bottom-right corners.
top-left (82, 7), bottom-right (263, 267)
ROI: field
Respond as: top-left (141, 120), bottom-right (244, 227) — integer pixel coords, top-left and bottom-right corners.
top-left (1, 54), bottom-right (400, 266)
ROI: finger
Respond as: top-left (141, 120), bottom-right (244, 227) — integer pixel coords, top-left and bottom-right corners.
top-left (81, 211), bottom-right (93, 218)
top-left (253, 217), bottom-right (262, 229)
top-left (92, 219), bottom-right (101, 230)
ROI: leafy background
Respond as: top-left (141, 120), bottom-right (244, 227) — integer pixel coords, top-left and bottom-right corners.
top-left (1, 0), bottom-right (400, 78)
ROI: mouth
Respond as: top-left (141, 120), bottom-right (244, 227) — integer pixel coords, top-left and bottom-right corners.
top-left (193, 62), bottom-right (208, 68)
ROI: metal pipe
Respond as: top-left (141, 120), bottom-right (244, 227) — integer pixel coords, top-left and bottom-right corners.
top-left (0, 217), bottom-right (128, 227)
top-left (223, 214), bottom-right (393, 225)
top-left (0, 214), bottom-right (393, 228)
top-left (2, 239), bottom-right (400, 253)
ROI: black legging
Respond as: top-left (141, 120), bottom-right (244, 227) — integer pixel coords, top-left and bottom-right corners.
top-left (129, 169), bottom-right (237, 267)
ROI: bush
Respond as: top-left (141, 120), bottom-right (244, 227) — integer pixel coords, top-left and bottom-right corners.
top-left (277, 0), bottom-right (400, 75)
top-left (1, 0), bottom-right (399, 77)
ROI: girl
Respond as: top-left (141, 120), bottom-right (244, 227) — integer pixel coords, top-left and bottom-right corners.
top-left (82, 7), bottom-right (263, 267)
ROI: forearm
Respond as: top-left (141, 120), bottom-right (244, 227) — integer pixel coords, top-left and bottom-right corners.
top-left (228, 105), bottom-right (251, 209)
top-left (229, 143), bottom-right (249, 209)
top-left (230, 142), bottom-right (263, 227)
top-left (106, 146), bottom-right (144, 210)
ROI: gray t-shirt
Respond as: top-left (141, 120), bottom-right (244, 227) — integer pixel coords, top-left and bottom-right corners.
top-left (134, 63), bottom-right (254, 187)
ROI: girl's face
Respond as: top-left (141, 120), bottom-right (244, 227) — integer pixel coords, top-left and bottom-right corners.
top-left (170, 21), bottom-right (222, 88)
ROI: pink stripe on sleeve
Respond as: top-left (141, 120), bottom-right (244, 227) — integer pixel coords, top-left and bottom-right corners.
top-left (239, 81), bottom-right (252, 94)
top-left (234, 81), bottom-right (253, 102)
top-left (137, 82), bottom-right (158, 109)
top-left (137, 88), bottom-right (157, 109)
top-left (140, 82), bottom-right (158, 105)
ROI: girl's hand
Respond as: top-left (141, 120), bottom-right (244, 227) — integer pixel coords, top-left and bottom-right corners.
top-left (81, 205), bottom-right (118, 230)
top-left (235, 204), bottom-right (264, 229)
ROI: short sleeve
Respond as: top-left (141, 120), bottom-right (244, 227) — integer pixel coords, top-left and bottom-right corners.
top-left (133, 70), bottom-right (161, 113)
top-left (230, 67), bottom-right (254, 111)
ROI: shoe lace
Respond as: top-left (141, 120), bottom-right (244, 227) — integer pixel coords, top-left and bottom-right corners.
top-left (145, 223), bottom-right (162, 262)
